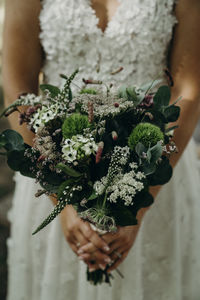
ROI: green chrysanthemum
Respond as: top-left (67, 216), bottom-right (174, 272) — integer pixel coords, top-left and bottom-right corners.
top-left (62, 113), bottom-right (91, 139)
top-left (128, 123), bottom-right (164, 150)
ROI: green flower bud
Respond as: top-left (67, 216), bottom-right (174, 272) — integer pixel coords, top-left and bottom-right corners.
top-left (62, 113), bottom-right (90, 139)
top-left (128, 123), bottom-right (164, 150)
top-left (80, 88), bottom-right (97, 95)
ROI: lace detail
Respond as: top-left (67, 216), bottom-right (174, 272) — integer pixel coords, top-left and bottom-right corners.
top-left (39, 0), bottom-right (176, 88)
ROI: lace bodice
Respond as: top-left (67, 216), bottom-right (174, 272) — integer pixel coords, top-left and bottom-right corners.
top-left (40, 0), bottom-right (176, 88)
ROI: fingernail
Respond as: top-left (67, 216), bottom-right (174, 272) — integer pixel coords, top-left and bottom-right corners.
top-left (77, 249), bottom-right (84, 255)
top-left (89, 267), bottom-right (96, 273)
top-left (78, 256), bottom-right (84, 261)
top-left (103, 246), bottom-right (110, 252)
top-left (99, 264), bottom-right (106, 270)
top-left (104, 257), bottom-right (111, 264)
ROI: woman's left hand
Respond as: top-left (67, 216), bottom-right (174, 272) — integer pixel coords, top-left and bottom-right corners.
top-left (78, 224), bottom-right (140, 272)
top-left (77, 207), bottom-right (149, 271)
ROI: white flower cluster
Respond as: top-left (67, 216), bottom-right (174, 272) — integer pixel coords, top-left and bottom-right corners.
top-left (62, 135), bottom-right (98, 163)
top-left (94, 161), bottom-right (146, 206)
top-left (30, 103), bottom-right (66, 132)
top-left (107, 171), bottom-right (145, 206)
top-left (18, 94), bottom-right (42, 106)
top-left (94, 176), bottom-right (107, 196)
top-left (71, 93), bottom-right (135, 119)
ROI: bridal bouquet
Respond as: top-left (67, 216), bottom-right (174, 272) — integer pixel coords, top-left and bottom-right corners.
top-left (0, 70), bottom-right (180, 284)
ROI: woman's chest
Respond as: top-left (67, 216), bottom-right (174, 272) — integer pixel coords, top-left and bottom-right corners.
top-left (39, 0), bottom-right (176, 86)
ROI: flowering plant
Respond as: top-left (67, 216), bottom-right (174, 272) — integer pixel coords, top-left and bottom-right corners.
top-left (0, 70), bottom-right (180, 284)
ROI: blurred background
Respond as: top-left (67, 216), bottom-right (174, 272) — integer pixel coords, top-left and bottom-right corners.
top-left (0, 0), bottom-right (199, 299)
top-left (0, 1), bottom-right (14, 299)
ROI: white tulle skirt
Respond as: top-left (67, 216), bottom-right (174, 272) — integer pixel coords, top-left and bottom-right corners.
top-left (7, 139), bottom-right (200, 300)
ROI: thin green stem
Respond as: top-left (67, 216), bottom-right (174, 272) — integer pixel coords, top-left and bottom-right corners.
top-left (102, 192), bottom-right (108, 209)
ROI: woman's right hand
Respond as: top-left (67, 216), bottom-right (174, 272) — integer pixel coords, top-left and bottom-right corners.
top-left (60, 205), bottom-right (112, 271)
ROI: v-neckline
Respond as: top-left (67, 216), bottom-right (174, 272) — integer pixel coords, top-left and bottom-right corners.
top-left (88, 0), bottom-right (121, 35)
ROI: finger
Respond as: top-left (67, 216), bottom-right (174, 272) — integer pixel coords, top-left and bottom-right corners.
top-left (77, 242), bottom-right (96, 255)
top-left (80, 222), bottom-right (110, 253)
top-left (107, 250), bottom-right (129, 273)
top-left (68, 240), bottom-right (79, 255)
top-left (110, 247), bottom-right (126, 262)
top-left (79, 254), bottom-right (106, 271)
top-left (78, 249), bottom-right (111, 266)
top-left (75, 229), bottom-right (89, 247)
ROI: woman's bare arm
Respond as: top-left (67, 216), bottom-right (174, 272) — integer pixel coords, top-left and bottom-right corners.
top-left (149, 0), bottom-right (200, 200)
top-left (2, 0), bottom-right (43, 145)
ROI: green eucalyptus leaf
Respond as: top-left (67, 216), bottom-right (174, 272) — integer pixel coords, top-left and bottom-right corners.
top-left (147, 142), bottom-right (163, 163)
top-left (1, 129), bottom-right (24, 152)
top-left (142, 162), bottom-right (157, 176)
top-left (135, 143), bottom-right (147, 157)
top-left (56, 163), bottom-right (82, 178)
top-left (140, 79), bottom-right (162, 94)
top-left (40, 84), bottom-right (60, 97)
top-left (118, 86), bottom-right (143, 105)
top-left (153, 86), bottom-right (171, 108)
top-left (126, 87), bottom-right (138, 101)
top-left (146, 150), bottom-right (152, 163)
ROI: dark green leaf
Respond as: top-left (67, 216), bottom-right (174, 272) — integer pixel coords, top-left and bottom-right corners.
top-left (7, 150), bottom-right (25, 171)
top-left (40, 182), bottom-right (59, 194)
top-left (112, 207), bottom-right (137, 226)
top-left (7, 150), bottom-right (36, 178)
top-left (40, 84), bottom-right (60, 97)
top-left (153, 86), bottom-right (171, 108)
top-left (0, 134), bottom-right (7, 148)
top-left (134, 190), bottom-right (154, 208)
top-left (68, 88), bottom-right (73, 102)
top-left (148, 156), bottom-right (173, 185)
top-left (57, 179), bottom-right (74, 200)
top-left (56, 163), bottom-right (82, 178)
top-left (88, 191), bottom-right (98, 201)
top-left (165, 125), bottom-right (179, 133)
top-left (163, 105), bottom-right (180, 122)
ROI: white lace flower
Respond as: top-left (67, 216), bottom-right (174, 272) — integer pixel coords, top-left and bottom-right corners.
top-left (107, 170), bottom-right (146, 206)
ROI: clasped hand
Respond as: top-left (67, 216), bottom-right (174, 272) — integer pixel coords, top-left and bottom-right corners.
top-left (60, 205), bottom-right (140, 272)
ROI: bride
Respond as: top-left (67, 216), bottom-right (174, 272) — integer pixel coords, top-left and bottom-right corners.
top-left (2, 0), bottom-right (200, 299)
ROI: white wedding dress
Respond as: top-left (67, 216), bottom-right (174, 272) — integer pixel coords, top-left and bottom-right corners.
top-left (7, 0), bottom-right (200, 299)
